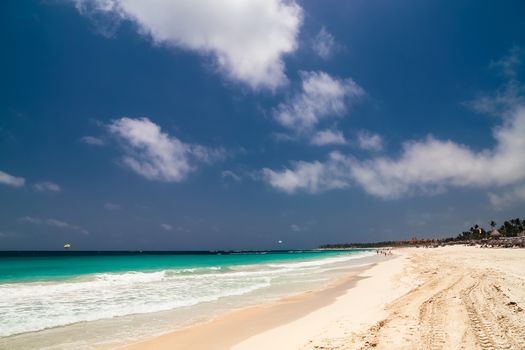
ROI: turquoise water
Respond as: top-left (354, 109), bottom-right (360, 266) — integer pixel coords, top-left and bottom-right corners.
top-left (0, 250), bottom-right (359, 283)
top-left (0, 249), bottom-right (375, 348)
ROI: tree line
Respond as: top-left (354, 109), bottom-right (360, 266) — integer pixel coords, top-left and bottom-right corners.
top-left (456, 218), bottom-right (524, 240)
top-left (319, 217), bottom-right (525, 249)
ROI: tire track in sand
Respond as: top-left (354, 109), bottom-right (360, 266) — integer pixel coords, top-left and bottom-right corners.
top-left (418, 276), bottom-right (463, 350)
top-left (460, 273), bottom-right (524, 350)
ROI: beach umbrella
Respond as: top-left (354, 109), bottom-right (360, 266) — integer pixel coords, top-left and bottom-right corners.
top-left (490, 229), bottom-right (501, 238)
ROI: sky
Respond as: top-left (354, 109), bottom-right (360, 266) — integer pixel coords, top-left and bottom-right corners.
top-left (1, 0), bottom-right (525, 250)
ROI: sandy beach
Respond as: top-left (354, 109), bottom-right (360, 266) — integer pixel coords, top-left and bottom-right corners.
top-left (121, 246), bottom-right (525, 350)
top-left (5, 3), bottom-right (525, 350)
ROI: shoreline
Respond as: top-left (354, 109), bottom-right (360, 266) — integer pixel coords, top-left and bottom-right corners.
top-left (120, 253), bottom-right (410, 350)
top-left (119, 246), bottom-right (525, 349)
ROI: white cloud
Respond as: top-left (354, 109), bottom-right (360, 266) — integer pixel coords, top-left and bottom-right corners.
top-left (0, 170), bottom-right (25, 188)
top-left (264, 50), bottom-right (525, 198)
top-left (470, 47), bottom-right (525, 116)
top-left (104, 202), bottom-right (121, 210)
top-left (349, 100), bottom-right (525, 198)
top-left (0, 231), bottom-right (17, 238)
top-left (274, 71), bottom-right (364, 133)
top-left (34, 181), bottom-right (61, 192)
top-left (160, 223), bottom-right (173, 231)
top-left (108, 117), bottom-right (224, 182)
top-left (290, 223), bottom-right (302, 232)
top-left (290, 222), bottom-right (314, 232)
top-left (488, 184), bottom-right (525, 210)
top-left (74, 0), bottom-right (303, 90)
top-left (310, 129), bottom-right (347, 146)
top-left (81, 136), bottom-right (105, 146)
top-left (263, 106), bottom-right (525, 198)
top-left (221, 170), bottom-right (242, 182)
top-left (490, 46), bottom-right (524, 79)
top-left (467, 81), bottom-right (524, 117)
top-left (20, 216), bottom-right (89, 235)
top-left (19, 216), bottom-right (41, 224)
top-left (357, 131), bottom-right (383, 151)
top-left (312, 27), bottom-right (335, 59)
top-left (271, 132), bottom-right (297, 143)
top-left (262, 151), bottom-right (351, 194)
top-left (46, 219), bottom-right (72, 228)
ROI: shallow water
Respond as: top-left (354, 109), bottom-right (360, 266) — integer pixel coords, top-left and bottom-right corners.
top-left (0, 250), bottom-right (376, 349)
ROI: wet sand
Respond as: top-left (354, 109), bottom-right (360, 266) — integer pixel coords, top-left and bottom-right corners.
top-left (120, 254), bottom-right (411, 350)
top-left (120, 246), bottom-right (525, 349)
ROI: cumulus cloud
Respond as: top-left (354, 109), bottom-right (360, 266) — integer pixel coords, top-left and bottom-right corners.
top-left (20, 216), bottom-right (89, 235)
top-left (109, 117), bottom-right (224, 182)
top-left (357, 131), bottom-right (383, 151)
top-left (262, 151), bottom-right (351, 194)
top-left (349, 109), bottom-right (525, 197)
top-left (274, 71), bottom-right (364, 133)
top-left (0, 170), bottom-right (25, 188)
top-left (263, 49), bottom-right (525, 199)
top-left (73, 0), bottom-right (303, 90)
top-left (81, 136), bottom-right (105, 146)
top-left (34, 181), bottom-right (61, 192)
top-left (310, 129), bottom-right (347, 146)
top-left (263, 106), bottom-right (525, 198)
top-left (312, 27), bottom-right (336, 59)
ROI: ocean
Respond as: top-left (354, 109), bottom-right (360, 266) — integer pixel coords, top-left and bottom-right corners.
top-left (0, 249), bottom-right (376, 349)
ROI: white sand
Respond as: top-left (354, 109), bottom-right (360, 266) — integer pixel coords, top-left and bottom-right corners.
top-left (122, 253), bottom-right (411, 350)
top-left (122, 246), bottom-right (525, 349)
top-left (233, 253), bottom-right (413, 350)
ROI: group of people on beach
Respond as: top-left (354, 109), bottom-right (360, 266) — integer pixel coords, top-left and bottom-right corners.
top-left (376, 248), bottom-right (393, 255)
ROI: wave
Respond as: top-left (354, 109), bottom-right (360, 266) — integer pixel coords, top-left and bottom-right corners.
top-left (0, 251), bottom-right (374, 337)
top-left (267, 251), bottom-right (375, 269)
top-left (0, 273), bottom-right (271, 337)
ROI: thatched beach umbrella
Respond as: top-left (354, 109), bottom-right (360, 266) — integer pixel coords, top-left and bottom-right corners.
top-left (490, 229), bottom-right (502, 239)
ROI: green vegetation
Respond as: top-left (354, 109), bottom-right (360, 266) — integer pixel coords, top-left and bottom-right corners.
top-left (319, 217), bottom-right (525, 249)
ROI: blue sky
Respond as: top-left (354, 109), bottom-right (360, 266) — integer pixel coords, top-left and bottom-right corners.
top-left (1, 0), bottom-right (524, 250)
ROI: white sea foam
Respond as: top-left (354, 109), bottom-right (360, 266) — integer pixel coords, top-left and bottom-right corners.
top-left (267, 251), bottom-right (375, 269)
top-left (172, 266), bottom-right (222, 274)
top-left (93, 270), bottom-right (168, 283)
top-left (0, 251), bottom-right (374, 338)
top-left (0, 272), bottom-right (271, 337)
